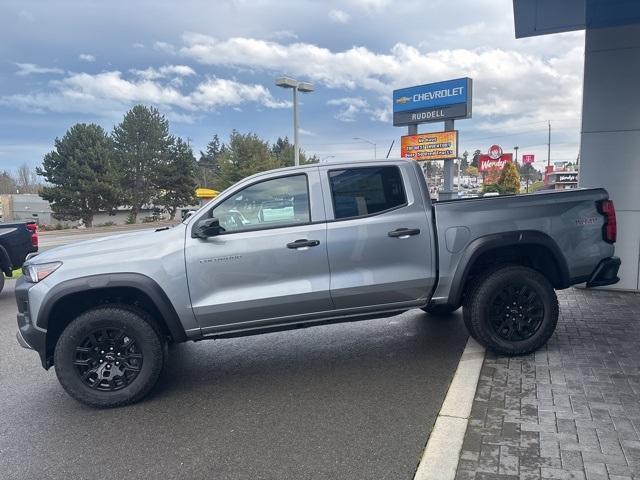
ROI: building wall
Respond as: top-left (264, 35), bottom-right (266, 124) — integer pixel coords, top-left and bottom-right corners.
top-left (579, 24), bottom-right (640, 290)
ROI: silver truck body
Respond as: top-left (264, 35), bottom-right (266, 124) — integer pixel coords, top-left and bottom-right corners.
top-left (16, 159), bottom-right (617, 369)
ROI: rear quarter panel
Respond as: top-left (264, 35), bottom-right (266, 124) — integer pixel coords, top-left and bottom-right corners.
top-left (431, 189), bottom-right (614, 302)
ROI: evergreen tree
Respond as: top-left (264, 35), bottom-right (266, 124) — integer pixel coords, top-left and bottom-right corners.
top-left (216, 131), bottom-right (279, 189)
top-left (156, 137), bottom-right (197, 220)
top-left (460, 150), bottom-right (469, 171)
top-left (498, 162), bottom-right (521, 194)
top-left (198, 134), bottom-right (226, 187)
top-left (471, 149), bottom-right (482, 168)
top-left (271, 136), bottom-right (316, 167)
top-left (112, 105), bottom-right (171, 222)
top-left (37, 123), bottom-right (120, 227)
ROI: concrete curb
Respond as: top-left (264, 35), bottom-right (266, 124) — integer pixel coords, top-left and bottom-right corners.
top-left (413, 337), bottom-right (485, 480)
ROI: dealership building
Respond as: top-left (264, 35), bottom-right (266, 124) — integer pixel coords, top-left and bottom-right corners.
top-left (513, 0), bottom-right (640, 291)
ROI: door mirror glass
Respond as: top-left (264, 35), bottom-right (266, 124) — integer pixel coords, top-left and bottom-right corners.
top-left (192, 217), bottom-right (222, 238)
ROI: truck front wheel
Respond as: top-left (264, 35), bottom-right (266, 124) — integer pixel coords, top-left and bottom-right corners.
top-left (54, 306), bottom-right (165, 408)
top-left (464, 265), bottom-right (558, 355)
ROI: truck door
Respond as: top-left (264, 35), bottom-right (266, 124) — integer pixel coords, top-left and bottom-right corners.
top-left (320, 163), bottom-right (436, 310)
top-left (184, 169), bottom-right (333, 332)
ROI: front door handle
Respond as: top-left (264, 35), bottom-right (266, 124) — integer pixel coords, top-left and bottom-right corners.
top-left (287, 239), bottom-right (321, 249)
top-left (388, 228), bottom-right (421, 238)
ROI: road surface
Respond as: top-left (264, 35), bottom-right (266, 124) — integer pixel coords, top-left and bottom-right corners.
top-left (0, 279), bottom-right (468, 479)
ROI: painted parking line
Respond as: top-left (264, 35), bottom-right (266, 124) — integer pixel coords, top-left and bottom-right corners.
top-left (414, 337), bottom-right (485, 480)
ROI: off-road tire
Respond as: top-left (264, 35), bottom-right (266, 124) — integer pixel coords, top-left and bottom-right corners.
top-left (54, 306), bottom-right (165, 408)
top-left (465, 265), bottom-right (558, 355)
top-left (0, 274), bottom-right (5, 295)
top-left (421, 304), bottom-right (459, 315)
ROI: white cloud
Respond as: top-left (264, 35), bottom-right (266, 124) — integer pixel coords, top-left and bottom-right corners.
top-left (133, 42), bottom-right (145, 49)
top-left (181, 33), bottom-right (584, 129)
top-left (191, 77), bottom-right (290, 109)
top-left (328, 9), bottom-right (350, 24)
top-left (347, 0), bottom-right (391, 10)
top-left (154, 41), bottom-right (177, 55)
top-left (131, 65), bottom-right (196, 80)
top-left (327, 97), bottom-right (369, 122)
top-left (267, 30), bottom-right (298, 41)
top-left (18, 10), bottom-right (35, 22)
top-left (15, 63), bottom-right (64, 76)
top-left (1, 70), bottom-right (289, 118)
top-left (78, 53), bottom-right (96, 62)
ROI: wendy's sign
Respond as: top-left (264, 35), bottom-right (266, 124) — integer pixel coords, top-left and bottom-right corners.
top-left (478, 145), bottom-right (513, 172)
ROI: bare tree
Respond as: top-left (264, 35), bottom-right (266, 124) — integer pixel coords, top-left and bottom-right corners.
top-left (0, 170), bottom-right (18, 194)
top-left (15, 163), bottom-right (41, 194)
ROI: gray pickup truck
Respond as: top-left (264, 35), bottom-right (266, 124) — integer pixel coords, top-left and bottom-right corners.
top-left (16, 159), bottom-right (620, 407)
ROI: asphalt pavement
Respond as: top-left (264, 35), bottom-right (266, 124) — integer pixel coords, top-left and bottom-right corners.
top-left (0, 278), bottom-right (468, 480)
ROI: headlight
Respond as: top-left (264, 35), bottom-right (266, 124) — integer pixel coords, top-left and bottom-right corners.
top-left (23, 262), bottom-right (62, 283)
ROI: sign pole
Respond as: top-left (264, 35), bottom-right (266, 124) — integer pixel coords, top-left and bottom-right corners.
top-left (441, 119), bottom-right (455, 200)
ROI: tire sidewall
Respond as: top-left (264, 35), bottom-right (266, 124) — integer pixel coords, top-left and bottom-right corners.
top-left (54, 307), bottom-right (163, 408)
top-left (471, 266), bottom-right (558, 355)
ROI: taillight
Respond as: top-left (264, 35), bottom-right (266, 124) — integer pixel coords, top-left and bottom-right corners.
top-left (598, 199), bottom-right (617, 244)
top-left (26, 223), bottom-right (38, 248)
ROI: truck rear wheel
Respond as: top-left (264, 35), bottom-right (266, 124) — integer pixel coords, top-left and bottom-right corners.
top-left (54, 306), bottom-right (165, 408)
top-left (464, 265), bottom-right (558, 355)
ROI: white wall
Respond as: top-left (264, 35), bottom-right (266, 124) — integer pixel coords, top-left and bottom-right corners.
top-left (579, 24), bottom-right (640, 290)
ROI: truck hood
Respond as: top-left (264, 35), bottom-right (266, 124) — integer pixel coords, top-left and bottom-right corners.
top-left (30, 225), bottom-right (185, 264)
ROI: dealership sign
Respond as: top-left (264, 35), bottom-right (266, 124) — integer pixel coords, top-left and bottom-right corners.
top-left (478, 145), bottom-right (513, 172)
top-left (522, 154), bottom-right (535, 164)
top-left (401, 131), bottom-right (458, 161)
top-left (393, 78), bottom-right (472, 126)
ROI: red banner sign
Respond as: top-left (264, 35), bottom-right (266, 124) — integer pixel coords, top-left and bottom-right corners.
top-left (522, 154), bottom-right (535, 164)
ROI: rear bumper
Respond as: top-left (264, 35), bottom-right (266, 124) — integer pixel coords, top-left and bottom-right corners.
top-left (586, 256), bottom-right (621, 288)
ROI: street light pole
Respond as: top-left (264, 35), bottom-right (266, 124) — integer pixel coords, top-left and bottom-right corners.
top-left (275, 77), bottom-right (314, 167)
top-left (353, 137), bottom-right (377, 159)
top-left (293, 87), bottom-right (299, 166)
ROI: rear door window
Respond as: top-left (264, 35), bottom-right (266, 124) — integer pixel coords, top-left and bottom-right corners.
top-left (328, 166), bottom-right (406, 220)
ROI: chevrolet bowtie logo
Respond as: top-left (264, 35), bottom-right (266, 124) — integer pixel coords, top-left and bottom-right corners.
top-left (395, 96), bottom-right (411, 104)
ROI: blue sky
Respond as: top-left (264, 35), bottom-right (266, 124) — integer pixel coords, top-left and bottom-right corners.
top-left (0, 0), bottom-right (585, 172)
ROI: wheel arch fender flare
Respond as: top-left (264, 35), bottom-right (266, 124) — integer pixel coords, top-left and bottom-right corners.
top-left (447, 230), bottom-right (570, 308)
top-left (37, 273), bottom-right (188, 343)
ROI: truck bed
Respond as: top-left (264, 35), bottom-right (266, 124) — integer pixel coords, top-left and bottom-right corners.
top-left (430, 188), bottom-right (614, 303)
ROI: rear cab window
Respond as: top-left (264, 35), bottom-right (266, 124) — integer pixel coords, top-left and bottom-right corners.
top-left (328, 166), bottom-right (407, 220)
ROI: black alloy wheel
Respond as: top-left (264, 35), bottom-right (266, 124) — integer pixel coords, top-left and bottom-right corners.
top-left (487, 284), bottom-right (545, 341)
top-left (73, 328), bottom-right (143, 391)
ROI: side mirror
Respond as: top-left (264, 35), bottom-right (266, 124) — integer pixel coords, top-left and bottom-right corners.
top-left (192, 217), bottom-right (222, 238)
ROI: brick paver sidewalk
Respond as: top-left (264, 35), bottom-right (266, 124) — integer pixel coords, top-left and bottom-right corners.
top-left (455, 288), bottom-right (640, 480)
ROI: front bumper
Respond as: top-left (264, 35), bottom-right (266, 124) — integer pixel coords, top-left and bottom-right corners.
top-left (15, 276), bottom-right (47, 366)
top-left (586, 256), bottom-right (621, 288)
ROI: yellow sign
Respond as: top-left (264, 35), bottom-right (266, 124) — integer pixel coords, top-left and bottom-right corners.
top-left (195, 188), bottom-right (220, 199)
top-left (401, 131), bottom-right (458, 161)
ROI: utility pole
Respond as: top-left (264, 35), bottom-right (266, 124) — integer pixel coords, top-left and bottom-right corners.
top-left (547, 120), bottom-right (551, 167)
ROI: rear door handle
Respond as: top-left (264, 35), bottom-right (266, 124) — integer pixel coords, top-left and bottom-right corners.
top-left (287, 239), bottom-right (321, 249)
top-left (388, 228), bottom-right (421, 238)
